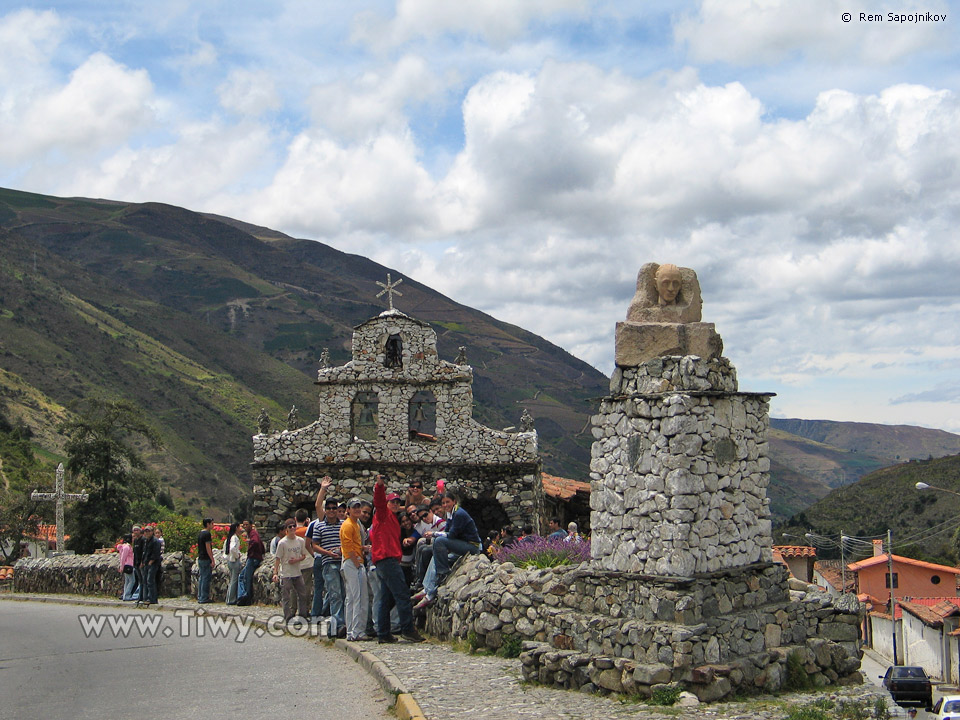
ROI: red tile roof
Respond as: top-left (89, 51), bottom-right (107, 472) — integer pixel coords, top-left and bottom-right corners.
top-left (847, 553), bottom-right (960, 575)
top-left (814, 560), bottom-right (856, 593)
top-left (774, 545), bottom-right (817, 559)
top-left (899, 598), bottom-right (960, 627)
top-left (542, 473), bottom-right (591, 500)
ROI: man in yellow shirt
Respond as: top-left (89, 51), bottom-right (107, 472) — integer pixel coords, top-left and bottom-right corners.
top-left (339, 498), bottom-right (370, 641)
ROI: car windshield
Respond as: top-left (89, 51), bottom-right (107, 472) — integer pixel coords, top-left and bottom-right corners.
top-left (893, 667), bottom-right (925, 678)
top-left (945, 700), bottom-right (960, 712)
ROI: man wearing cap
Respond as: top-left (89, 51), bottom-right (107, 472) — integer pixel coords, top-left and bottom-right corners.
top-left (340, 498), bottom-right (369, 641)
top-left (371, 475), bottom-right (424, 643)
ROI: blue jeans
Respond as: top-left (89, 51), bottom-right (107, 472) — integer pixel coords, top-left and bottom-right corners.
top-left (375, 557), bottom-right (413, 637)
top-left (132, 567), bottom-right (142, 601)
top-left (197, 558), bottom-right (212, 602)
top-left (121, 568), bottom-right (137, 600)
top-left (321, 562), bottom-right (344, 632)
top-left (141, 563), bottom-right (158, 604)
top-left (240, 557), bottom-right (261, 600)
top-left (311, 556), bottom-right (326, 618)
top-left (432, 536), bottom-right (481, 577)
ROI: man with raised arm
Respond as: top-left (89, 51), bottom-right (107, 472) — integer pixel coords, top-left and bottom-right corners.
top-left (371, 474), bottom-right (424, 644)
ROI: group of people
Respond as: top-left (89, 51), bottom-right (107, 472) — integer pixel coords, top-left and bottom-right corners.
top-left (272, 475), bottom-right (484, 643)
top-left (116, 476), bottom-right (576, 645)
top-left (115, 524), bottom-right (166, 604)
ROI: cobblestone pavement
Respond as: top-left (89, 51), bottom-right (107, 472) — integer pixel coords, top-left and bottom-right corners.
top-left (3, 592), bottom-right (893, 719)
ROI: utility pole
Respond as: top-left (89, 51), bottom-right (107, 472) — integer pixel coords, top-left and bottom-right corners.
top-left (840, 530), bottom-right (846, 593)
top-left (887, 529), bottom-right (898, 664)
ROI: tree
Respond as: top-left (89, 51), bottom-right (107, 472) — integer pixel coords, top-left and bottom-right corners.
top-left (0, 413), bottom-right (47, 563)
top-left (60, 399), bottom-right (162, 553)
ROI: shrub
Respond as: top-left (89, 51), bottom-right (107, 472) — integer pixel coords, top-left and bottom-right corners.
top-left (499, 634), bottom-right (523, 658)
top-left (783, 649), bottom-right (812, 692)
top-left (494, 535), bottom-right (591, 568)
top-left (156, 515), bottom-right (202, 555)
top-left (648, 685), bottom-right (683, 706)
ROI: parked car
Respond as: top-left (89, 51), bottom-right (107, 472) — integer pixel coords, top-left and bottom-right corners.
top-left (932, 695), bottom-right (960, 719)
top-left (879, 665), bottom-right (933, 709)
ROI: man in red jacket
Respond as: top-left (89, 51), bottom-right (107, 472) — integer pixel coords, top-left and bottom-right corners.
top-left (371, 474), bottom-right (424, 644)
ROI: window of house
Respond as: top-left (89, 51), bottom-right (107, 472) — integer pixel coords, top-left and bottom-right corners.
top-left (409, 390), bottom-right (437, 439)
top-left (931, 575), bottom-right (941, 585)
top-left (885, 572), bottom-right (898, 589)
top-left (351, 391), bottom-right (379, 441)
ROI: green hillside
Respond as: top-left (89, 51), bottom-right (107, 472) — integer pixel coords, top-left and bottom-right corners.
top-left (0, 187), bottom-right (606, 512)
top-left (775, 454), bottom-right (960, 566)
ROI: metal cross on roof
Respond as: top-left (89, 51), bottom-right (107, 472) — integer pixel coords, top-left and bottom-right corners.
top-left (31, 463), bottom-right (88, 554)
top-left (375, 273), bottom-right (403, 310)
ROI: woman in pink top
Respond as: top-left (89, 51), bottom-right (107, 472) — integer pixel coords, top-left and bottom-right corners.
top-left (117, 534), bottom-right (136, 600)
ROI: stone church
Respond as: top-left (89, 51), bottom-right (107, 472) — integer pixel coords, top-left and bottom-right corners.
top-left (251, 303), bottom-right (543, 534)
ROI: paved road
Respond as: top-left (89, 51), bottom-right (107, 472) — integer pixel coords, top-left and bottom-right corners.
top-left (0, 600), bottom-right (390, 720)
top-left (860, 648), bottom-right (950, 719)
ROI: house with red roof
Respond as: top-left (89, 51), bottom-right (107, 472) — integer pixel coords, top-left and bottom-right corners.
top-left (541, 472), bottom-right (590, 534)
top-left (849, 540), bottom-right (960, 671)
top-left (772, 545), bottom-right (816, 583)
top-left (848, 550), bottom-right (960, 607)
top-left (898, 597), bottom-right (960, 683)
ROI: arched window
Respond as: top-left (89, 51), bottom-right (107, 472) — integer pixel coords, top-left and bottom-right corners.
top-left (384, 334), bottom-right (403, 368)
top-left (351, 391), bottom-right (379, 441)
top-left (408, 390), bottom-right (437, 438)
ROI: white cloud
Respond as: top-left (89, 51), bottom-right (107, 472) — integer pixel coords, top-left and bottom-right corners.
top-left (0, 52), bottom-right (153, 164)
top-left (3, 3), bottom-right (960, 433)
top-left (675, 0), bottom-right (950, 66)
top-left (218, 68), bottom-right (281, 116)
top-left (53, 120), bottom-right (276, 207)
top-left (308, 55), bottom-right (442, 139)
top-left (353, 0), bottom-right (589, 49)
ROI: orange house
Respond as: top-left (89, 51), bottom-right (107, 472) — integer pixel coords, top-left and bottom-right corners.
top-left (848, 550), bottom-right (960, 605)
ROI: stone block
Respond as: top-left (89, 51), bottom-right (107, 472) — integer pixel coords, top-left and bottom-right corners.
top-left (614, 322), bottom-right (723, 367)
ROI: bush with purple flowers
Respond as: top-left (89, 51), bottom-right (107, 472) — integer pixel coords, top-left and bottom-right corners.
top-left (494, 535), bottom-right (591, 568)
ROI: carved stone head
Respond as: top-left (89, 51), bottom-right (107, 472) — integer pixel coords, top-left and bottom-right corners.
top-left (626, 262), bottom-right (702, 323)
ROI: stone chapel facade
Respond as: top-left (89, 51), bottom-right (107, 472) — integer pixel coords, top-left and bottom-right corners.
top-left (251, 308), bottom-right (543, 533)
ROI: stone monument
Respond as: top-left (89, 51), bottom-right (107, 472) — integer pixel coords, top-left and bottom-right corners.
top-left (592, 261), bottom-right (770, 576)
top-left (424, 262), bottom-right (863, 701)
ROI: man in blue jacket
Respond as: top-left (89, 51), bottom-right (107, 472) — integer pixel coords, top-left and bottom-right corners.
top-left (414, 489), bottom-right (481, 609)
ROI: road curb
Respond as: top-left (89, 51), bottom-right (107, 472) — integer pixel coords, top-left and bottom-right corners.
top-left (2, 594), bottom-right (429, 719)
top-left (334, 637), bottom-right (429, 719)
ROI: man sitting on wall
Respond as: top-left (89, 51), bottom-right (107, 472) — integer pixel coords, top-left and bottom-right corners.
top-left (414, 489), bottom-right (481, 609)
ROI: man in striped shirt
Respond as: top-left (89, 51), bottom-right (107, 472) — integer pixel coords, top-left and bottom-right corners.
top-left (307, 492), bottom-right (345, 638)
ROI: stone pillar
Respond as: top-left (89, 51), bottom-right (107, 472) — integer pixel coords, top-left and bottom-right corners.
top-left (589, 263), bottom-right (774, 577)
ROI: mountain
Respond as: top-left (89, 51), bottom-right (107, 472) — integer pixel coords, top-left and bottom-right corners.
top-left (0, 187), bottom-right (606, 512)
top-left (763, 419), bottom-right (960, 519)
top-left (2, 187), bottom-right (958, 521)
top-left (774, 453), bottom-right (960, 566)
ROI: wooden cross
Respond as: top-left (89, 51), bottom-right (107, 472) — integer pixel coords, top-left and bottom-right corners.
top-left (375, 273), bottom-right (403, 310)
top-left (31, 463), bottom-right (88, 554)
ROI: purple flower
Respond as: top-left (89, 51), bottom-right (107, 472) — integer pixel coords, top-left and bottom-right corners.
top-left (494, 535), bottom-right (591, 568)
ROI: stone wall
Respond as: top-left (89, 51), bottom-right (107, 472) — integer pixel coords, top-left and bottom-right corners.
top-left (253, 463), bottom-right (542, 538)
top-left (590, 355), bottom-right (773, 576)
top-left (13, 550), bottom-right (281, 605)
top-left (424, 554), bottom-right (863, 701)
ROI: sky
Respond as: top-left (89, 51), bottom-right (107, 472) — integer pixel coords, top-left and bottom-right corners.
top-left (1, 1), bottom-right (959, 433)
